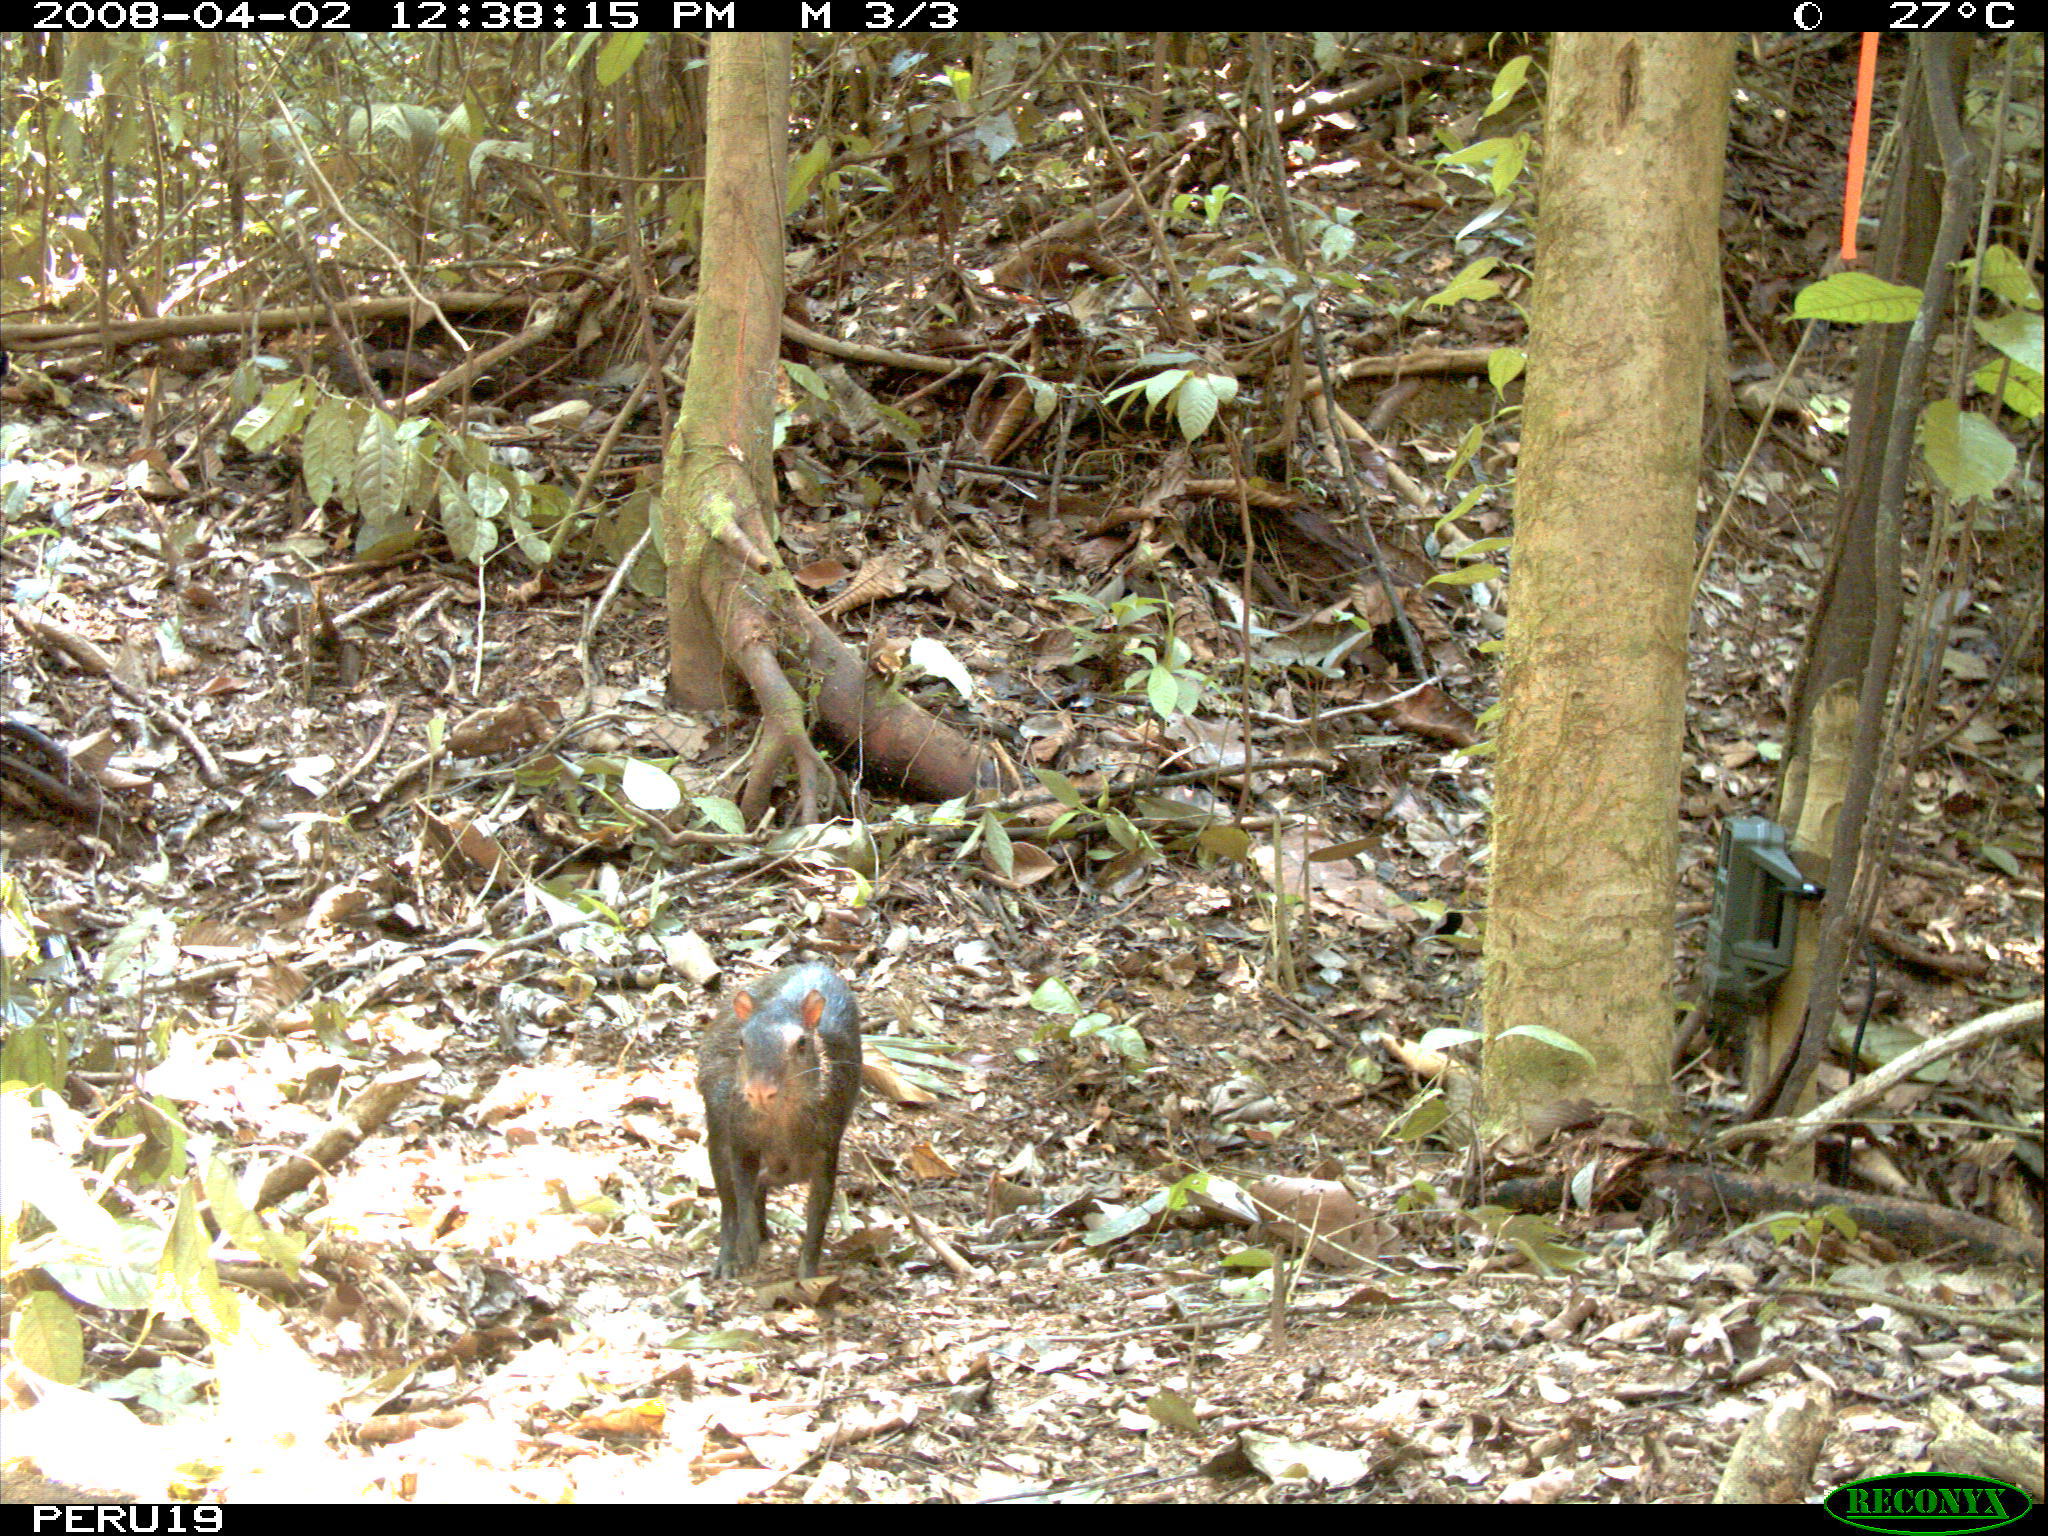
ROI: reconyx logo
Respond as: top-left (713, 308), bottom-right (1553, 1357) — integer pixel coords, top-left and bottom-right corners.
top-left (1823, 1473), bottom-right (2033, 1534)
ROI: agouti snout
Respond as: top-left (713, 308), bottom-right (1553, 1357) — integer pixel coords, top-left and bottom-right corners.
top-left (696, 962), bottom-right (861, 1279)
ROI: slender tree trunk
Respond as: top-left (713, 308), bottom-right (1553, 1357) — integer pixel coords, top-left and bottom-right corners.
top-left (1481, 34), bottom-right (1736, 1136)
top-left (662, 34), bottom-right (988, 824)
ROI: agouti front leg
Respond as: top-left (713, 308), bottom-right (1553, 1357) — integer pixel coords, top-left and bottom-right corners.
top-left (710, 1132), bottom-right (765, 1279)
top-left (797, 1144), bottom-right (841, 1279)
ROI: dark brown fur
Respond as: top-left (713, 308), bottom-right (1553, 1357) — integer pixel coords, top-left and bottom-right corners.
top-left (696, 962), bottom-right (861, 1278)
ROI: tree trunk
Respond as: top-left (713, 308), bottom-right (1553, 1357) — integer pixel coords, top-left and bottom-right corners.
top-left (1748, 38), bottom-right (1975, 1132)
top-left (1480, 33), bottom-right (1736, 1137)
top-left (661, 33), bottom-right (989, 825)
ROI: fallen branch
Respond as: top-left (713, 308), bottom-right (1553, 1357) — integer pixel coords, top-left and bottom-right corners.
top-left (1714, 996), bottom-right (2044, 1154)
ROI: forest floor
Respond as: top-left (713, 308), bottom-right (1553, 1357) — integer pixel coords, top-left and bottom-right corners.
top-left (1, 37), bottom-right (2040, 1505)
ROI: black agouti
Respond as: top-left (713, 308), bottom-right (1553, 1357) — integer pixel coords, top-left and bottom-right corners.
top-left (696, 962), bottom-right (862, 1279)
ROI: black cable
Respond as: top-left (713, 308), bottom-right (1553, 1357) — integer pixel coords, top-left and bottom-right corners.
top-left (1848, 938), bottom-right (1879, 1079)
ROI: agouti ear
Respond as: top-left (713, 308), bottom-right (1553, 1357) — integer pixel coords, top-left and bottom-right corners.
top-left (800, 990), bottom-right (825, 1029)
top-left (733, 990), bottom-right (756, 1023)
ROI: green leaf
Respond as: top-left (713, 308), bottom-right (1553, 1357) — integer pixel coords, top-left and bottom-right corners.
top-left (232, 378), bottom-right (308, 454)
top-left (787, 137), bottom-right (831, 215)
top-left (302, 395), bottom-right (362, 507)
top-left (1794, 271), bottom-right (1921, 323)
top-left (1490, 1211), bottom-right (1587, 1274)
top-left (981, 812), bottom-right (1014, 879)
top-left (1484, 55), bottom-right (1533, 118)
top-left (507, 483), bottom-right (554, 568)
top-left (1033, 767), bottom-right (1086, 809)
top-left (163, 1180), bottom-right (238, 1334)
top-left (1177, 374), bottom-right (1220, 441)
top-left (1083, 1190), bottom-right (1168, 1246)
top-left (1967, 244), bottom-right (2041, 310)
top-left (1421, 257), bottom-right (1502, 309)
top-left (782, 359), bottom-right (828, 400)
top-left (1015, 373), bottom-right (1058, 421)
top-left (3, 1124), bottom-right (123, 1257)
top-left (203, 1158), bottom-right (304, 1278)
top-left (1495, 1023), bottom-right (1597, 1067)
top-left (1198, 824), bottom-right (1252, 861)
top-left (1977, 840), bottom-right (2022, 879)
top-left (1028, 977), bottom-right (1083, 1015)
top-left (1426, 563), bottom-right (1504, 587)
top-left (15, 1290), bottom-right (84, 1382)
top-left (1072, 1014), bottom-right (1147, 1062)
top-left (1920, 400), bottom-right (2015, 501)
top-left (1444, 419), bottom-right (1485, 483)
top-left (1388, 1090), bottom-right (1451, 1142)
top-left (595, 32), bottom-right (646, 87)
top-left (437, 473), bottom-right (479, 563)
top-left (1147, 1386), bottom-right (1202, 1434)
top-left (1439, 141), bottom-right (1498, 168)
top-left (1488, 347), bottom-right (1526, 394)
top-left (875, 401), bottom-right (928, 448)
top-left (1146, 663), bottom-right (1182, 719)
top-left (1417, 1026), bottom-right (1482, 1051)
top-left (1144, 368), bottom-right (1189, 410)
top-left (1101, 809), bottom-right (1141, 851)
top-left (353, 411), bottom-right (411, 554)
top-left (666, 1328), bottom-right (777, 1352)
top-left (1435, 487), bottom-right (1488, 536)
top-left (1972, 356), bottom-right (2043, 420)
top-left (39, 1224), bottom-right (162, 1313)
top-left (1975, 309), bottom-right (2043, 375)
top-left (1488, 136), bottom-right (1527, 196)
top-left (692, 795), bottom-right (745, 834)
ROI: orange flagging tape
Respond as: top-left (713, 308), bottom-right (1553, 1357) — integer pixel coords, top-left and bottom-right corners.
top-left (1840, 32), bottom-right (1880, 264)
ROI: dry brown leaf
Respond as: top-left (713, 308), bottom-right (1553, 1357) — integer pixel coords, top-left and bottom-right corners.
top-left (862, 1055), bottom-right (936, 1104)
top-left (568, 1399), bottom-right (666, 1439)
top-left (981, 839), bottom-right (1058, 887)
top-left (1246, 1175), bottom-right (1385, 1268)
top-left (446, 700), bottom-right (556, 758)
top-left (1249, 823), bottom-right (1402, 933)
top-left (246, 959), bottom-right (310, 1025)
top-left (794, 558), bottom-right (852, 588)
top-left (418, 809), bottom-right (520, 883)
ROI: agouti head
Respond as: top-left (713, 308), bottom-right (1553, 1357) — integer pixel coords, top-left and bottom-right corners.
top-left (734, 980), bottom-right (833, 1110)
